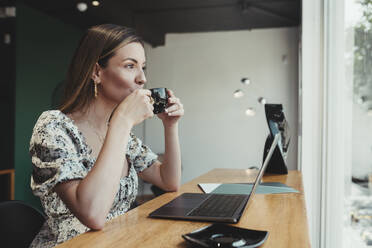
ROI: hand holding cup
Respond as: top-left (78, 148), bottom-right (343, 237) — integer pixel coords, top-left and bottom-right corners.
top-left (149, 88), bottom-right (169, 114)
top-left (152, 88), bottom-right (184, 126)
top-left (114, 89), bottom-right (154, 127)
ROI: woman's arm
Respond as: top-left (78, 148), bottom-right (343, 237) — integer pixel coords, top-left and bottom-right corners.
top-left (139, 123), bottom-right (181, 191)
top-left (55, 89), bottom-right (153, 230)
top-left (139, 89), bottom-right (184, 191)
top-left (55, 120), bottom-right (131, 230)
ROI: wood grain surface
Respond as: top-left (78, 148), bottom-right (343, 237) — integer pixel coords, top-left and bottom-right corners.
top-left (56, 169), bottom-right (310, 248)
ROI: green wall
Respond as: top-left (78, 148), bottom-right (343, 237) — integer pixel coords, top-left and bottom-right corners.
top-left (15, 3), bottom-right (83, 210)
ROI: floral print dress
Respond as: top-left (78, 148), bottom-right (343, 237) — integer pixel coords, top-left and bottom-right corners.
top-left (29, 110), bottom-right (157, 248)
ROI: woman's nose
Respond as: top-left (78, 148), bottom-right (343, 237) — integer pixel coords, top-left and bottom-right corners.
top-left (135, 70), bottom-right (147, 85)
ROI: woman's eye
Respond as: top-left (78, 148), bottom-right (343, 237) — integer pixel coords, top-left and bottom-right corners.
top-left (142, 66), bottom-right (147, 71)
top-left (125, 64), bottom-right (135, 69)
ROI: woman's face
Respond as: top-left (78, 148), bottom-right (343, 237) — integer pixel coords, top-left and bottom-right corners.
top-left (98, 42), bottom-right (147, 103)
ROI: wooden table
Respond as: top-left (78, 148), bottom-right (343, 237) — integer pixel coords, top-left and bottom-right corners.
top-left (57, 169), bottom-right (310, 248)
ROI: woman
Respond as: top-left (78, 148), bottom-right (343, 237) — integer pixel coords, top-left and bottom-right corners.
top-left (29, 24), bottom-right (184, 247)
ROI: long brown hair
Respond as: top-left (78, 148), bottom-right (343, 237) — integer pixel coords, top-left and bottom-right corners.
top-left (59, 24), bottom-right (144, 114)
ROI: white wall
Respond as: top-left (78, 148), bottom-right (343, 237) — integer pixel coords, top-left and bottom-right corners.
top-left (143, 27), bottom-right (299, 184)
top-left (301, 0), bottom-right (324, 246)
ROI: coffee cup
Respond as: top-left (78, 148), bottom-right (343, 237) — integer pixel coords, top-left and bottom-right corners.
top-left (149, 88), bottom-right (169, 114)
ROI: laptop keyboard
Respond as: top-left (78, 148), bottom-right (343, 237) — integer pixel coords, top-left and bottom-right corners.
top-left (187, 194), bottom-right (247, 217)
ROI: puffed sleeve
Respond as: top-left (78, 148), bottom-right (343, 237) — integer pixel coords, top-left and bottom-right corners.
top-left (30, 111), bottom-right (89, 197)
top-left (126, 133), bottom-right (158, 173)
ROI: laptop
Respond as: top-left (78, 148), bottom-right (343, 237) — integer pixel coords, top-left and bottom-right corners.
top-left (148, 133), bottom-right (281, 223)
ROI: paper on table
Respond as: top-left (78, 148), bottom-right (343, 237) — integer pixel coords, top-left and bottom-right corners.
top-left (198, 183), bottom-right (221, 193)
top-left (198, 182), bottom-right (298, 194)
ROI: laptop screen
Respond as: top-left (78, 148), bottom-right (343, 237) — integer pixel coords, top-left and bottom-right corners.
top-left (250, 133), bottom-right (280, 195)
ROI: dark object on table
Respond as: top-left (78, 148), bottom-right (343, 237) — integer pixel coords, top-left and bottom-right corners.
top-left (149, 135), bottom-right (279, 223)
top-left (182, 223), bottom-right (268, 248)
top-left (263, 104), bottom-right (289, 174)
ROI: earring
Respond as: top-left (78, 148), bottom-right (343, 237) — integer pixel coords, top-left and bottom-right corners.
top-left (94, 80), bottom-right (98, 98)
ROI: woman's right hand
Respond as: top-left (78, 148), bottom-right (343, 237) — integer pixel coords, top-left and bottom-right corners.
top-left (113, 89), bottom-right (154, 127)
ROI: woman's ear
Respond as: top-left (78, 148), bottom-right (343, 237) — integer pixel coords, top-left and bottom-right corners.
top-left (91, 63), bottom-right (101, 83)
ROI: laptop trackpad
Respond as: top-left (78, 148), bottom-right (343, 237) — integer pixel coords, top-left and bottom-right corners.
top-left (151, 193), bottom-right (209, 216)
